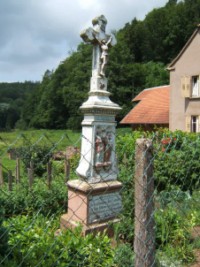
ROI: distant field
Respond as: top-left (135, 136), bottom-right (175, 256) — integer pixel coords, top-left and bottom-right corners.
top-left (0, 127), bottom-right (131, 153)
top-left (0, 127), bottom-right (131, 158)
top-left (0, 129), bottom-right (81, 153)
top-left (0, 129), bottom-right (81, 171)
top-left (0, 127), bottom-right (131, 171)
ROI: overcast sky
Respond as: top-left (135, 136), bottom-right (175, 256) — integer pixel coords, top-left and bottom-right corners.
top-left (0, 0), bottom-right (168, 82)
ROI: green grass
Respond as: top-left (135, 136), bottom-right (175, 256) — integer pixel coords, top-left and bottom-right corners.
top-left (193, 237), bottom-right (200, 249)
top-left (0, 129), bottom-right (81, 176)
top-left (0, 127), bottom-right (131, 176)
top-left (0, 129), bottom-right (81, 153)
top-left (0, 127), bottom-right (131, 155)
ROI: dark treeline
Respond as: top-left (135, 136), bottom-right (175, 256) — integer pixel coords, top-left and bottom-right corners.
top-left (0, 82), bottom-right (39, 130)
top-left (1, 0), bottom-right (200, 130)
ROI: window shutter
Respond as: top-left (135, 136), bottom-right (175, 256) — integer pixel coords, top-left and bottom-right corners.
top-left (181, 76), bottom-right (191, 97)
top-left (185, 116), bottom-right (191, 132)
top-left (185, 76), bottom-right (191, 97)
top-left (181, 76), bottom-right (186, 97)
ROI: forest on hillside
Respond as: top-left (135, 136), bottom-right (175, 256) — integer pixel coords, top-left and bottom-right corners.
top-left (0, 82), bottom-right (39, 130)
top-left (1, 0), bottom-right (200, 130)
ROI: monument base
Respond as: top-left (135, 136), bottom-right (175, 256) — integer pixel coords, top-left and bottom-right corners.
top-left (60, 179), bottom-right (122, 236)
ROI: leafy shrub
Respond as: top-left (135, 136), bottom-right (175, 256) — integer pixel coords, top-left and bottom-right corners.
top-left (113, 243), bottom-right (135, 267)
top-left (3, 214), bottom-right (115, 267)
top-left (52, 160), bottom-right (65, 176)
top-left (115, 129), bottom-right (199, 264)
top-left (68, 153), bottom-right (80, 180)
top-left (16, 145), bottom-right (52, 177)
top-left (154, 130), bottom-right (200, 192)
top-left (156, 252), bottom-right (182, 267)
top-left (115, 131), bottom-right (143, 242)
top-left (155, 205), bottom-right (194, 263)
top-left (0, 203), bottom-right (8, 260)
top-left (0, 176), bottom-right (67, 217)
top-left (52, 153), bottom-right (80, 180)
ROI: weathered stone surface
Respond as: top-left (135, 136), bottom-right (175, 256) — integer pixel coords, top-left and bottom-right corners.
top-left (88, 192), bottom-right (122, 223)
top-left (67, 179), bottom-right (122, 193)
top-left (61, 179), bottom-right (122, 236)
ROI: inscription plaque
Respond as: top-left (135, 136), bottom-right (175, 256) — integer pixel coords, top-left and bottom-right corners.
top-left (88, 192), bottom-right (122, 223)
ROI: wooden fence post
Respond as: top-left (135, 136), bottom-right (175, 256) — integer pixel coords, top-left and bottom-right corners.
top-left (8, 170), bottom-right (13, 191)
top-left (64, 158), bottom-right (70, 182)
top-left (28, 161), bottom-right (34, 189)
top-left (134, 138), bottom-right (155, 267)
top-left (47, 161), bottom-right (52, 189)
top-left (16, 158), bottom-right (20, 184)
top-left (0, 159), bottom-right (4, 186)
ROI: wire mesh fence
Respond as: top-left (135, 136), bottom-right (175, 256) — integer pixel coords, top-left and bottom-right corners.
top-left (0, 129), bottom-right (200, 267)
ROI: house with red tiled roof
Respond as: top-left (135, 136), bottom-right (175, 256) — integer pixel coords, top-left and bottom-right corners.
top-left (121, 85), bottom-right (170, 131)
top-left (121, 25), bottom-right (200, 132)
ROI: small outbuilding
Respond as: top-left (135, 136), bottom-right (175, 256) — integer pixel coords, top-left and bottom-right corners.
top-left (120, 85), bottom-right (170, 131)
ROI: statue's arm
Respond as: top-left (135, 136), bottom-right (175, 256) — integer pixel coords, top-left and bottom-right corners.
top-left (110, 34), bottom-right (117, 46)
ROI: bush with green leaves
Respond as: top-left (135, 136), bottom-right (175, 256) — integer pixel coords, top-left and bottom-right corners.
top-left (0, 176), bottom-right (67, 217)
top-left (113, 243), bottom-right (135, 267)
top-left (2, 214), bottom-right (115, 267)
top-left (155, 204), bottom-right (194, 264)
top-left (115, 129), bottom-right (200, 264)
top-left (115, 131), bottom-right (143, 242)
top-left (0, 203), bottom-right (8, 260)
top-left (154, 130), bottom-right (200, 192)
top-left (16, 144), bottom-right (52, 177)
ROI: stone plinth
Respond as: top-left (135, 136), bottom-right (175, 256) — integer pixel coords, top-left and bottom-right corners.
top-left (60, 179), bottom-right (122, 236)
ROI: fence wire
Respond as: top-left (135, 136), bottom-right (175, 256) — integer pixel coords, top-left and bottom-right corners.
top-left (0, 129), bottom-right (199, 267)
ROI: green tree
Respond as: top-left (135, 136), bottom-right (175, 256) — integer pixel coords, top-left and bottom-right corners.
top-left (0, 81), bottom-right (39, 130)
top-left (13, 0), bottom-right (200, 130)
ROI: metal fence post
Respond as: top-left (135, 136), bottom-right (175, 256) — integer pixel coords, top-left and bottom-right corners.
top-left (134, 138), bottom-right (155, 267)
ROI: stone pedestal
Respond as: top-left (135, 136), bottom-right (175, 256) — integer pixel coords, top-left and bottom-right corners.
top-left (61, 180), bottom-right (122, 236)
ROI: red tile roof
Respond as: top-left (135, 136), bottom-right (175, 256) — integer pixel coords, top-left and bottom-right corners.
top-left (120, 85), bottom-right (170, 125)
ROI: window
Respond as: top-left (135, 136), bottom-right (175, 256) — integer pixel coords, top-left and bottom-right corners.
top-left (192, 76), bottom-right (199, 97)
top-left (191, 116), bottom-right (198, 133)
top-left (185, 116), bottom-right (200, 132)
top-left (181, 75), bottom-right (200, 98)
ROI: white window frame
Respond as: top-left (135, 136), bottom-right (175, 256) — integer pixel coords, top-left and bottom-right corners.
top-left (192, 76), bottom-right (199, 97)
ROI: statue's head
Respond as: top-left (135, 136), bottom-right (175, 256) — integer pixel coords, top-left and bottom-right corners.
top-left (92, 15), bottom-right (107, 32)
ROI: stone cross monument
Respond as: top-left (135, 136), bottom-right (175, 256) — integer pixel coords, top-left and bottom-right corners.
top-left (61, 15), bottom-right (122, 235)
top-left (80, 15), bottom-right (116, 78)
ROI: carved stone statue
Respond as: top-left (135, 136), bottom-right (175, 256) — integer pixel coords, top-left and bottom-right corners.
top-left (94, 127), bottom-right (113, 172)
top-left (80, 15), bottom-right (116, 78)
top-left (95, 135), bottom-right (104, 167)
top-left (76, 16), bottom-right (121, 183)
